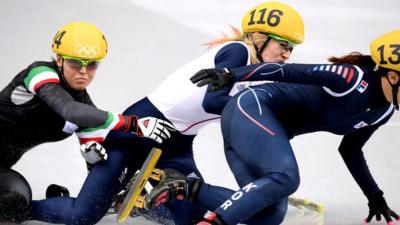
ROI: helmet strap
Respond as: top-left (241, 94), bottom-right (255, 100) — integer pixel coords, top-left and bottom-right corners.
top-left (60, 58), bottom-right (65, 75)
top-left (58, 58), bottom-right (72, 89)
top-left (391, 83), bottom-right (400, 110)
top-left (254, 35), bottom-right (272, 63)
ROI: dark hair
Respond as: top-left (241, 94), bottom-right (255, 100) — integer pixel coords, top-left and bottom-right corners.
top-left (328, 52), bottom-right (389, 75)
top-left (328, 52), bottom-right (374, 66)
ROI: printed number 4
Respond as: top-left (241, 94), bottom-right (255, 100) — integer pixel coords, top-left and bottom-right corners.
top-left (248, 8), bottom-right (283, 27)
top-left (378, 44), bottom-right (400, 65)
top-left (52, 30), bottom-right (66, 49)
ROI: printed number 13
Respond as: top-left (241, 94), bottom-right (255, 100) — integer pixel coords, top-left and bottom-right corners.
top-left (248, 8), bottom-right (283, 27)
top-left (378, 44), bottom-right (400, 65)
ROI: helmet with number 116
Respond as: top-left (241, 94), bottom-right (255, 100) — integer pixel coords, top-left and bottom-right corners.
top-left (51, 22), bottom-right (108, 61)
top-left (370, 30), bottom-right (400, 72)
top-left (241, 1), bottom-right (305, 45)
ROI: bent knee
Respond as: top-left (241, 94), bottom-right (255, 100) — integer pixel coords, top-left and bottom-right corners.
top-left (266, 168), bottom-right (300, 194)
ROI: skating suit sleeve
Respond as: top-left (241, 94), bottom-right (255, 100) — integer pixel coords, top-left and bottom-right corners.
top-left (231, 63), bottom-right (363, 95)
top-left (202, 42), bottom-right (250, 115)
top-left (23, 65), bottom-right (133, 142)
top-left (338, 116), bottom-right (391, 196)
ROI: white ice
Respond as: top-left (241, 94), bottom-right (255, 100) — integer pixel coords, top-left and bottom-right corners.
top-left (0, 0), bottom-right (399, 224)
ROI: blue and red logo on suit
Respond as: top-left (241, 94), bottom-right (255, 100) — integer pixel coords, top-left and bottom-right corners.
top-left (356, 80), bottom-right (369, 93)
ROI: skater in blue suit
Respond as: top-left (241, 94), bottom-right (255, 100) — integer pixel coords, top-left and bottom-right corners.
top-left (183, 30), bottom-right (400, 225)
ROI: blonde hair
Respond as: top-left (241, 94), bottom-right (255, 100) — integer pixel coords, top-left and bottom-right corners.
top-left (205, 26), bottom-right (268, 64)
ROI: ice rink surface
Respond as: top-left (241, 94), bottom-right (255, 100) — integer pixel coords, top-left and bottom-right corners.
top-left (0, 0), bottom-right (399, 224)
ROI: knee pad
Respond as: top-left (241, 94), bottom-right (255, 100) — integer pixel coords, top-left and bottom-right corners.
top-left (0, 168), bottom-right (32, 223)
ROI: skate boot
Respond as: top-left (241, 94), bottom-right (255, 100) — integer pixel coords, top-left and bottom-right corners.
top-left (108, 171), bottom-right (175, 225)
top-left (145, 169), bottom-right (189, 210)
top-left (108, 173), bottom-right (148, 215)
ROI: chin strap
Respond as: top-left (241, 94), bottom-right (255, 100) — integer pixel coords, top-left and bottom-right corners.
top-left (57, 58), bottom-right (70, 87)
top-left (56, 58), bottom-right (71, 89)
top-left (253, 35), bottom-right (271, 63)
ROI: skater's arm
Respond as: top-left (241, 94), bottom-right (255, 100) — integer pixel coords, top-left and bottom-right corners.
top-left (338, 123), bottom-right (384, 196)
top-left (339, 120), bottom-right (400, 224)
top-left (202, 42), bottom-right (250, 115)
top-left (25, 66), bottom-right (174, 144)
top-left (192, 63), bottom-right (363, 94)
top-left (24, 66), bottom-right (133, 130)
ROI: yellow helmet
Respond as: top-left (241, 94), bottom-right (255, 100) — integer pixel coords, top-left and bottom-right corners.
top-left (242, 1), bottom-right (304, 45)
top-left (51, 22), bottom-right (108, 60)
top-left (370, 30), bottom-right (400, 72)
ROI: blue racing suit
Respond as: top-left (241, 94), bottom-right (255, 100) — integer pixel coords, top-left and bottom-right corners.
top-left (193, 63), bottom-right (394, 225)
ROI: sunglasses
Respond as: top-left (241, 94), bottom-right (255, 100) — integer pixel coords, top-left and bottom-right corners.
top-left (61, 55), bottom-right (100, 71)
top-left (266, 34), bottom-right (295, 52)
top-left (277, 41), bottom-right (294, 52)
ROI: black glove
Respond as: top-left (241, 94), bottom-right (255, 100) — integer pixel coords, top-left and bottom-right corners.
top-left (365, 190), bottom-right (400, 224)
top-left (190, 68), bottom-right (234, 92)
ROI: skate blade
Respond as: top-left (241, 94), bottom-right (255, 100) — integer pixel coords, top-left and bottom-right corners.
top-left (117, 148), bottom-right (162, 223)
